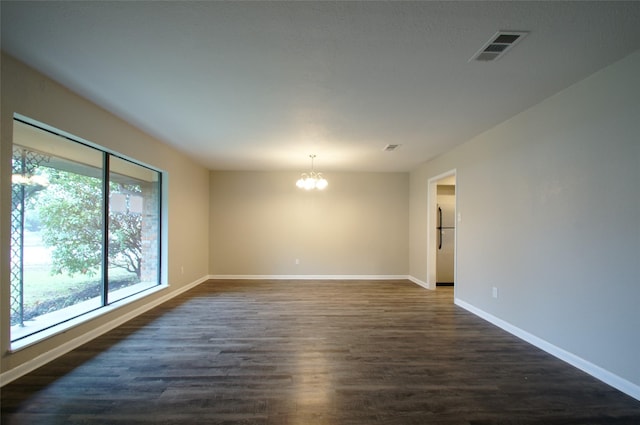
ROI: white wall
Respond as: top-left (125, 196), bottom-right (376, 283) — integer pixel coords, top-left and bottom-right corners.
top-left (1, 54), bottom-right (210, 377)
top-left (210, 171), bottom-right (409, 277)
top-left (410, 50), bottom-right (640, 393)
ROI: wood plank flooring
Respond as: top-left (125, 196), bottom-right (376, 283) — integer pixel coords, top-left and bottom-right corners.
top-left (2, 279), bottom-right (640, 424)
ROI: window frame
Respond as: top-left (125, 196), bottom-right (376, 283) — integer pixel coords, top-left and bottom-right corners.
top-left (9, 114), bottom-right (165, 350)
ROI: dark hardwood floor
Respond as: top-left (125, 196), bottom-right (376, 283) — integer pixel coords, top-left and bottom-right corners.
top-left (2, 279), bottom-right (640, 424)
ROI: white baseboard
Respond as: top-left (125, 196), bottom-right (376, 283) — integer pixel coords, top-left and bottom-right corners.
top-left (454, 298), bottom-right (640, 402)
top-left (1, 275), bottom-right (209, 387)
top-left (208, 274), bottom-right (410, 280)
top-left (408, 275), bottom-right (433, 290)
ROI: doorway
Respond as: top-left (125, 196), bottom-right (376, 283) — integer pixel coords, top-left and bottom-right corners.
top-left (426, 170), bottom-right (456, 291)
top-left (436, 179), bottom-right (455, 286)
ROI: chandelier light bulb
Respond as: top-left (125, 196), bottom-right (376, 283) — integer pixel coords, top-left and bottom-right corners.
top-left (304, 175), bottom-right (316, 190)
top-left (296, 174), bottom-right (307, 189)
top-left (316, 175), bottom-right (328, 190)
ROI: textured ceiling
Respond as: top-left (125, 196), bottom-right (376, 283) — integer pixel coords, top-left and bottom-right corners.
top-left (2, 1), bottom-right (640, 172)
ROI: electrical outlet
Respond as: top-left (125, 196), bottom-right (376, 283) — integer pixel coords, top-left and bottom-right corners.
top-left (492, 287), bottom-right (499, 298)
top-left (181, 265), bottom-right (184, 275)
top-left (295, 258), bottom-right (300, 265)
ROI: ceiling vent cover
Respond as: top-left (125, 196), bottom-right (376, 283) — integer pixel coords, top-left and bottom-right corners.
top-left (383, 144), bottom-right (401, 152)
top-left (470, 31), bottom-right (529, 62)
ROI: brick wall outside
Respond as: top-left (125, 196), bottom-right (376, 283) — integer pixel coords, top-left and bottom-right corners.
top-left (140, 180), bottom-right (160, 283)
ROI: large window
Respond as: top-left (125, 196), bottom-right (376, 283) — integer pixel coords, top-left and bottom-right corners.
top-left (10, 117), bottom-right (162, 344)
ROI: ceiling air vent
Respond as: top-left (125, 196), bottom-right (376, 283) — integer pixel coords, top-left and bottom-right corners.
top-left (383, 144), bottom-right (401, 152)
top-left (470, 31), bottom-right (528, 62)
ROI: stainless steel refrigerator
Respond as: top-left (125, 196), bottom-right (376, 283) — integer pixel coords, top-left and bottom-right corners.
top-left (436, 198), bottom-right (455, 285)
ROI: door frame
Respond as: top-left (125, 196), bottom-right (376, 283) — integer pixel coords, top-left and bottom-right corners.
top-left (426, 169), bottom-right (457, 291)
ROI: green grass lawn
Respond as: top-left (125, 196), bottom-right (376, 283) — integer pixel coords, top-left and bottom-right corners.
top-left (23, 266), bottom-right (136, 307)
top-left (11, 266), bottom-right (139, 324)
top-left (12, 230), bottom-right (140, 324)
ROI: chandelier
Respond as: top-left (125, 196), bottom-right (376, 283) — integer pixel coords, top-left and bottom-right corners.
top-left (296, 154), bottom-right (328, 190)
